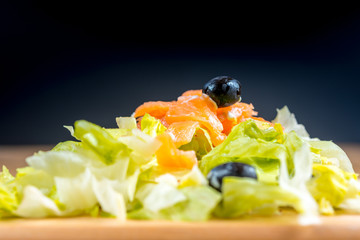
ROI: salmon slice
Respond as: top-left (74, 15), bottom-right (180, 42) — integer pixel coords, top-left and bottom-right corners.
top-left (133, 89), bottom-right (260, 146)
top-left (165, 94), bottom-right (226, 146)
top-left (166, 121), bottom-right (201, 147)
top-left (134, 101), bottom-right (174, 119)
top-left (155, 132), bottom-right (197, 170)
top-left (216, 102), bottom-right (258, 134)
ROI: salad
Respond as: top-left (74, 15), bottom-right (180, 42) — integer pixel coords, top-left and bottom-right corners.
top-left (0, 76), bottom-right (359, 225)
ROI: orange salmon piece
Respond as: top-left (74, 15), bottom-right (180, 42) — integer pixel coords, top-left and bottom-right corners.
top-left (165, 94), bottom-right (226, 146)
top-left (166, 121), bottom-right (201, 147)
top-left (155, 133), bottom-right (197, 170)
top-left (217, 102), bottom-right (258, 135)
top-left (134, 101), bottom-right (174, 119)
top-left (181, 89), bottom-right (202, 97)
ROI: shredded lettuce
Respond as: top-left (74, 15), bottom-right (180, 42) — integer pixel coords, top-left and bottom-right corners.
top-left (199, 119), bottom-right (289, 184)
top-left (307, 164), bottom-right (359, 214)
top-left (272, 106), bottom-right (309, 138)
top-left (15, 186), bottom-right (61, 218)
top-left (0, 117), bottom-right (164, 219)
top-left (272, 106), bottom-right (359, 217)
top-left (128, 184), bottom-right (221, 221)
top-left (0, 167), bottom-right (18, 217)
top-left (215, 177), bottom-right (303, 218)
top-left (179, 127), bottom-right (213, 159)
top-left (52, 141), bottom-right (82, 152)
top-left (73, 120), bottom-right (130, 165)
top-left (272, 106), bottom-right (354, 173)
top-left (140, 113), bottom-right (167, 137)
top-left (0, 104), bottom-right (359, 223)
top-left (199, 119), bottom-right (320, 224)
top-left (308, 140), bottom-right (354, 173)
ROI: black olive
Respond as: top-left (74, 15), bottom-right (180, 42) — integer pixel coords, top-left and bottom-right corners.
top-left (202, 76), bottom-right (242, 108)
top-left (207, 162), bottom-right (257, 192)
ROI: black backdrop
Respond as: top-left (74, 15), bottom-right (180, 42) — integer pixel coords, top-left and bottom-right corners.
top-left (1, 2), bottom-right (360, 144)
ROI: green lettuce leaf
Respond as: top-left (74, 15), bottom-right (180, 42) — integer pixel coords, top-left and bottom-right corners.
top-left (199, 119), bottom-right (319, 223)
top-left (179, 127), bottom-right (213, 159)
top-left (54, 169), bottom-right (97, 213)
top-left (12, 118), bottom-right (162, 218)
top-left (308, 140), bottom-right (354, 173)
top-left (14, 185), bottom-right (61, 218)
top-left (73, 120), bottom-right (130, 165)
top-left (215, 177), bottom-right (303, 218)
top-left (140, 113), bottom-right (167, 137)
top-left (307, 164), bottom-right (358, 214)
top-left (0, 167), bottom-right (18, 217)
top-left (199, 119), bottom-right (287, 184)
top-left (116, 117), bottom-right (137, 130)
top-left (14, 167), bottom-right (54, 198)
top-left (52, 141), bottom-right (82, 152)
top-left (272, 105), bottom-right (309, 138)
top-left (128, 185), bottom-right (221, 221)
top-left (26, 151), bottom-right (88, 178)
top-left (91, 177), bottom-right (127, 220)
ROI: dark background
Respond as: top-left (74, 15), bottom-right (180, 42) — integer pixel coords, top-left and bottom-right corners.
top-left (1, 2), bottom-right (360, 144)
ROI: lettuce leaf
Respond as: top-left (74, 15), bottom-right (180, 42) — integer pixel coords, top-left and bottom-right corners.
top-left (14, 167), bottom-right (54, 197)
top-left (52, 141), bottom-right (82, 152)
top-left (26, 151), bottom-right (87, 178)
top-left (199, 119), bottom-right (319, 223)
top-left (308, 140), bottom-right (354, 173)
top-left (273, 106), bottom-right (354, 173)
top-left (0, 167), bottom-right (18, 217)
top-left (128, 185), bottom-right (221, 221)
top-left (54, 169), bottom-right (97, 213)
top-left (307, 164), bottom-right (358, 214)
top-left (92, 177), bottom-right (126, 220)
top-left (8, 118), bottom-right (163, 219)
top-left (214, 177), bottom-right (303, 218)
top-left (199, 119), bottom-right (287, 184)
top-left (272, 106), bottom-right (309, 138)
top-left (73, 120), bottom-right (130, 165)
top-left (140, 113), bottom-right (167, 137)
top-left (14, 186), bottom-right (61, 218)
top-left (179, 127), bottom-right (213, 159)
top-left (116, 117), bottom-right (137, 130)
top-left (2, 105), bottom-right (358, 222)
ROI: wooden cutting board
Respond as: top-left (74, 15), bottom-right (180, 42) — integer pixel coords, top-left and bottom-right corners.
top-left (0, 214), bottom-right (360, 240)
top-left (0, 144), bottom-right (360, 240)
